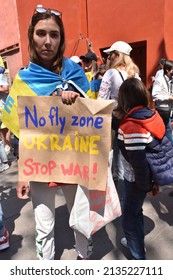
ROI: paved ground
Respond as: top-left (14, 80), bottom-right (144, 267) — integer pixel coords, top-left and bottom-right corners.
top-left (0, 151), bottom-right (173, 260)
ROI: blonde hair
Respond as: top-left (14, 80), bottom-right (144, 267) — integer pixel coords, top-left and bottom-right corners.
top-left (111, 52), bottom-right (140, 77)
top-left (91, 60), bottom-right (98, 79)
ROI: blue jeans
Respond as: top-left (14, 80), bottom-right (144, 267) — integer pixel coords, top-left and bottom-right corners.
top-left (158, 112), bottom-right (173, 145)
top-left (165, 118), bottom-right (173, 145)
top-left (0, 203), bottom-right (5, 237)
top-left (122, 179), bottom-right (146, 260)
top-left (0, 139), bottom-right (8, 163)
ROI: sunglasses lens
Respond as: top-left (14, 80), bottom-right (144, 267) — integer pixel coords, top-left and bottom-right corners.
top-left (35, 7), bottom-right (61, 17)
top-left (51, 9), bottom-right (61, 16)
top-left (35, 7), bottom-right (46, 13)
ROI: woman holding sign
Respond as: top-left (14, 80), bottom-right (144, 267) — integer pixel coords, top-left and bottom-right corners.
top-left (9, 6), bottom-right (91, 260)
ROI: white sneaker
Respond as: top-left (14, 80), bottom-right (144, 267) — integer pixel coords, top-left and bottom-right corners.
top-left (0, 163), bottom-right (10, 172)
top-left (4, 145), bottom-right (10, 155)
top-left (121, 237), bottom-right (128, 248)
top-left (121, 237), bottom-right (146, 252)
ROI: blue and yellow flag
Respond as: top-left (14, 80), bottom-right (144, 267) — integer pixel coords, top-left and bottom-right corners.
top-left (0, 55), bottom-right (5, 74)
top-left (85, 71), bottom-right (102, 99)
top-left (2, 58), bottom-right (89, 137)
top-left (0, 55), bottom-right (4, 68)
top-left (87, 79), bottom-right (102, 99)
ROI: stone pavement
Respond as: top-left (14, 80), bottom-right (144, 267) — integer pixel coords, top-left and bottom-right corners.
top-left (0, 151), bottom-right (173, 260)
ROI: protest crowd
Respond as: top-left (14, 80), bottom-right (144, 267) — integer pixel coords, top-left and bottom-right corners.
top-left (1, 5), bottom-right (173, 261)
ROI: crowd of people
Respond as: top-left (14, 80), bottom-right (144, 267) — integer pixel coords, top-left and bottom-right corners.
top-left (1, 5), bottom-right (173, 260)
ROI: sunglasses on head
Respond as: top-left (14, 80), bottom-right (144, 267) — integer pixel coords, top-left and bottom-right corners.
top-left (35, 7), bottom-right (62, 17)
top-left (109, 51), bottom-right (118, 56)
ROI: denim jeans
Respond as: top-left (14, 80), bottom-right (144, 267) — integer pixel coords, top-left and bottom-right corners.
top-left (165, 118), bottom-right (173, 145)
top-left (158, 112), bottom-right (173, 145)
top-left (0, 139), bottom-right (8, 163)
top-left (0, 203), bottom-right (5, 237)
top-left (122, 179), bottom-right (146, 260)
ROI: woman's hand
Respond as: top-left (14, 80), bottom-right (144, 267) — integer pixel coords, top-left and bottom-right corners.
top-left (60, 91), bottom-right (80, 105)
top-left (16, 181), bottom-right (30, 199)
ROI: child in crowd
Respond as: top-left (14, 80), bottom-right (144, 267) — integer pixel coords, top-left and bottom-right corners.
top-left (116, 77), bottom-right (165, 259)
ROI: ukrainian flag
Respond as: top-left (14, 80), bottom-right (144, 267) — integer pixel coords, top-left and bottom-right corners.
top-left (2, 58), bottom-right (89, 137)
top-left (0, 55), bottom-right (5, 73)
top-left (87, 79), bottom-right (102, 99)
top-left (0, 55), bottom-right (4, 67)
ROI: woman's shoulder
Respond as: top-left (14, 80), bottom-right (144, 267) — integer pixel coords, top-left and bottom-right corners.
top-left (104, 68), bottom-right (126, 79)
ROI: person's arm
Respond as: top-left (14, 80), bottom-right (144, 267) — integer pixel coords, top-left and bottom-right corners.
top-left (98, 70), bottom-right (112, 100)
top-left (86, 38), bottom-right (95, 53)
top-left (152, 78), bottom-right (170, 101)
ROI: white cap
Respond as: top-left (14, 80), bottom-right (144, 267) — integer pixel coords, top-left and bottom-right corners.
top-left (104, 41), bottom-right (132, 55)
top-left (70, 56), bottom-right (81, 64)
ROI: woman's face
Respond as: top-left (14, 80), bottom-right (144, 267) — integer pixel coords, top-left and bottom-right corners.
top-left (166, 68), bottom-right (173, 80)
top-left (108, 51), bottom-right (119, 67)
top-left (82, 58), bottom-right (92, 72)
top-left (33, 18), bottom-right (61, 68)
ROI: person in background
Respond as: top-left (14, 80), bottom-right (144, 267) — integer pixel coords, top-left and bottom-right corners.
top-left (5, 6), bottom-right (91, 260)
top-left (0, 138), bottom-right (9, 172)
top-left (148, 58), bottom-right (166, 108)
top-left (80, 51), bottom-right (98, 81)
top-left (152, 59), bottom-right (173, 198)
top-left (152, 59), bottom-right (173, 145)
top-left (70, 55), bottom-right (82, 67)
top-left (0, 70), bottom-right (11, 155)
top-left (116, 77), bottom-right (165, 259)
top-left (80, 51), bottom-right (100, 99)
top-left (151, 58), bottom-right (166, 82)
top-left (0, 202), bottom-right (9, 251)
top-left (98, 63), bottom-right (106, 75)
top-left (94, 63), bottom-right (106, 80)
top-left (98, 41), bottom-right (140, 199)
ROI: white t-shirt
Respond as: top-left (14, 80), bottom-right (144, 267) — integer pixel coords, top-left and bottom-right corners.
top-left (154, 69), bottom-right (163, 80)
top-left (98, 69), bottom-right (128, 109)
top-left (98, 69), bottom-right (140, 109)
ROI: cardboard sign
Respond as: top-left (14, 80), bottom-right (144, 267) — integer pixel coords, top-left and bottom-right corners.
top-left (18, 96), bottom-right (114, 191)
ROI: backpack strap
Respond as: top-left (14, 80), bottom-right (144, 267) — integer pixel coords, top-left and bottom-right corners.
top-left (117, 69), bottom-right (125, 81)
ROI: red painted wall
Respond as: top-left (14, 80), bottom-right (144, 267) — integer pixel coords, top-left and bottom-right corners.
top-left (0, 0), bottom-right (19, 49)
top-left (1, 0), bottom-right (173, 87)
top-left (0, 0), bottom-right (22, 80)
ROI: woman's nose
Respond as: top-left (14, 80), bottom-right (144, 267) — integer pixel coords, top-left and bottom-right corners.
top-left (45, 35), bottom-right (51, 45)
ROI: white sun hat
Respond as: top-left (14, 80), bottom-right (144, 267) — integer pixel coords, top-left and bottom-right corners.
top-left (104, 41), bottom-right (132, 55)
top-left (70, 56), bottom-right (82, 64)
